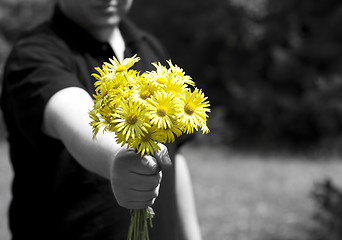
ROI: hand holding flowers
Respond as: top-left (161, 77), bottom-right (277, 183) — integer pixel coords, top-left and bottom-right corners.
top-left (89, 55), bottom-right (210, 240)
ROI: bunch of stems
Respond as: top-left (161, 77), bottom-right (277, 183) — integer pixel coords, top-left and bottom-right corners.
top-left (127, 207), bottom-right (154, 240)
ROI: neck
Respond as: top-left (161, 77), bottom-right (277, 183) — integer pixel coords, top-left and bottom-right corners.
top-left (88, 25), bottom-right (118, 42)
top-left (86, 24), bottom-right (126, 60)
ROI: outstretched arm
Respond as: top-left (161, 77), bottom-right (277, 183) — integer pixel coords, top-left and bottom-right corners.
top-left (42, 86), bottom-right (170, 209)
top-left (42, 87), bottom-right (119, 178)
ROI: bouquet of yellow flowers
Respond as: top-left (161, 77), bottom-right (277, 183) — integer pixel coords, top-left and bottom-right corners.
top-left (89, 55), bottom-right (210, 240)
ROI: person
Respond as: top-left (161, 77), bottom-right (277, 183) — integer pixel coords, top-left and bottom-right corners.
top-left (0, 0), bottom-right (202, 239)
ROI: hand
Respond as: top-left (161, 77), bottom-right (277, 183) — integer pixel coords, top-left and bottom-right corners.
top-left (110, 144), bottom-right (171, 209)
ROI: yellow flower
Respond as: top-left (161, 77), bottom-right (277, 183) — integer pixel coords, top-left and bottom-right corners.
top-left (105, 54), bottom-right (141, 74)
top-left (92, 64), bottom-right (114, 82)
top-left (164, 77), bottom-right (186, 96)
top-left (146, 91), bottom-right (177, 130)
top-left (145, 62), bottom-right (170, 89)
top-left (89, 110), bottom-right (103, 138)
top-left (175, 88), bottom-right (210, 134)
top-left (125, 69), bottom-right (141, 87)
top-left (92, 65), bottom-right (127, 109)
top-left (200, 122), bottom-right (210, 134)
top-left (115, 130), bottom-right (134, 148)
top-left (157, 122), bottom-right (183, 143)
top-left (130, 77), bottom-right (158, 105)
top-left (89, 107), bottom-right (119, 139)
top-left (167, 60), bottom-right (195, 87)
top-left (132, 127), bottom-right (161, 156)
top-left (112, 100), bottom-right (150, 141)
top-left (108, 70), bottom-right (139, 102)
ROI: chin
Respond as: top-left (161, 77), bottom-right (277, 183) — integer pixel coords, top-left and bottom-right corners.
top-left (94, 16), bottom-right (122, 27)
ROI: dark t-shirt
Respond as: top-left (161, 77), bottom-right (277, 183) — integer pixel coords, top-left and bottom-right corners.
top-left (1, 5), bottom-right (176, 240)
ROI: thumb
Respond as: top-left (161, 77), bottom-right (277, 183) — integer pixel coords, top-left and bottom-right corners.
top-left (154, 144), bottom-right (172, 170)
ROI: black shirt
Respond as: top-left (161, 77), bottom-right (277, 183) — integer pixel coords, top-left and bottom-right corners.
top-left (1, 5), bottom-right (176, 240)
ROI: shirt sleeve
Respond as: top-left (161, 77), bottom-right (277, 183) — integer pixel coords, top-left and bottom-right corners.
top-left (2, 32), bottom-right (85, 146)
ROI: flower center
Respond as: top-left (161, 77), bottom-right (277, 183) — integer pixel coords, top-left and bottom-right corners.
top-left (157, 107), bottom-right (167, 117)
top-left (122, 91), bottom-right (130, 99)
top-left (126, 113), bottom-right (137, 125)
top-left (141, 133), bottom-right (151, 142)
top-left (140, 89), bottom-right (152, 100)
top-left (184, 103), bottom-right (195, 115)
top-left (105, 114), bottom-right (114, 123)
top-left (116, 65), bottom-right (126, 73)
top-left (156, 77), bottom-right (166, 85)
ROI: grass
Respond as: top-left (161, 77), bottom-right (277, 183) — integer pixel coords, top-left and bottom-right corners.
top-left (181, 141), bottom-right (342, 240)
top-left (1, 140), bottom-right (342, 240)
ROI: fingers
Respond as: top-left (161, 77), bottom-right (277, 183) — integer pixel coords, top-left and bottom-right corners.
top-left (111, 146), bottom-right (172, 209)
top-left (129, 171), bottom-right (162, 191)
top-left (125, 185), bottom-right (161, 209)
top-left (115, 149), bottom-right (160, 175)
top-left (115, 173), bottom-right (162, 209)
top-left (111, 148), bottom-right (163, 209)
top-left (154, 143), bottom-right (172, 170)
top-left (132, 155), bottom-right (160, 175)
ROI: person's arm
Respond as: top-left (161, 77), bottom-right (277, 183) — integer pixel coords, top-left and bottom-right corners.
top-left (43, 87), bottom-right (118, 178)
top-left (42, 86), bottom-right (171, 209)
top-left (175, 154), bottom-right (202, 240)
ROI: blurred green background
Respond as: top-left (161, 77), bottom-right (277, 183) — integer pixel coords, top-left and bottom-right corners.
top-left (1, 0), bottom-right (342, 240)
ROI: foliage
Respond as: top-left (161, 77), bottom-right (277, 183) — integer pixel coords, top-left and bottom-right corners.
top-left (130, 0), bottom-right (342, 148)
top-left (311, 178), bottom-right (342, 240)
